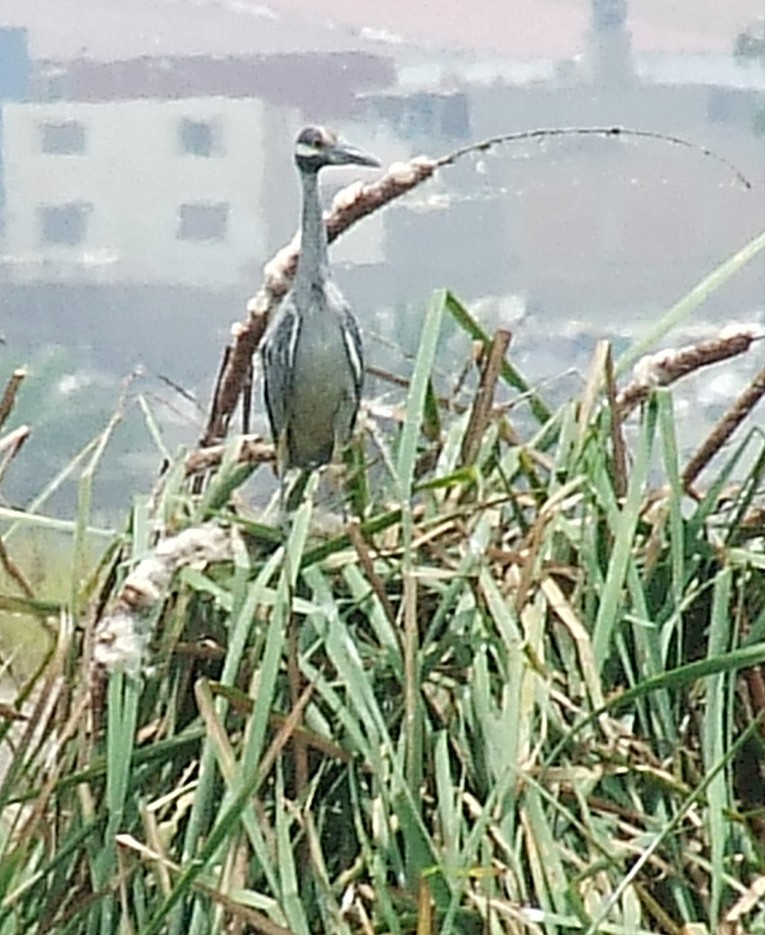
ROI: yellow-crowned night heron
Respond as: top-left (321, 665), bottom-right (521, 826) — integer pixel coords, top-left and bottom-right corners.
top-left (260, 126), bottom-right (380, 474)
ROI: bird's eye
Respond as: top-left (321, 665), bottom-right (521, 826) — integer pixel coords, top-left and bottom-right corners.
top-left (296, 127), bottom-right (325, 154)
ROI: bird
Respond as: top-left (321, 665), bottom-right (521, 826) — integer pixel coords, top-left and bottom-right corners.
top-left (260, 126), bottom-right (380, 477)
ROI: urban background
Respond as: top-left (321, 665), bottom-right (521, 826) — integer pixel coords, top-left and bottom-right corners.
top-left (1, 0), bottom-right (765, 510)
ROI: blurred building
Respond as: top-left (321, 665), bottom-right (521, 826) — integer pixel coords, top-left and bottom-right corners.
top-left (1, 96), bottom-right (286, 288)
top-left (0, 26), bottom-right (398, 289)
top-left (0, 21), bottom-right (400, 373)
top-left (1, 1), bottom-right (765, 369)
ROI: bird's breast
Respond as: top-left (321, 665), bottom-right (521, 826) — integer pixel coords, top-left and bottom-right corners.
top-left (292, 312), bottom-right (353, 397)
top-left (285, 305), bottom-right (359, 466)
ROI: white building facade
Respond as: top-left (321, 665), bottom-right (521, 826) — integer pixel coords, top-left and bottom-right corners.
top-left (0, 96), bottom-right (291, 288)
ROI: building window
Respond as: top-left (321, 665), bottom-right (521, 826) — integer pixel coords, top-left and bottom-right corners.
top-left (177, 203), bottom-right (229, 242)
top-left (40, 121), bottom-right (86, 154)
top-left (367, 92), bottom-right (470, 141)
top-left (39, 203), bottom-right (91, 246)
top-left (441, 94), bottom-right (470, 139)
top-left (41, 69), bottom-right (68, 102)
top-left (178, 118), bottom-right (222, 157)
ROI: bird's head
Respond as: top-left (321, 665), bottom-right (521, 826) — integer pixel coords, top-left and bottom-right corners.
top-left (294, 126), bottom-right (381, 173)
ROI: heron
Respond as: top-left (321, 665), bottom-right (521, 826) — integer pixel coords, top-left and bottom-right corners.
top-left (260, 126), bottom-right (381, 477)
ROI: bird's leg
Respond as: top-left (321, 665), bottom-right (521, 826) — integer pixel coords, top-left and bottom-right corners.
top-left (300, 437), bottom-right (365, 533)
top-left (283, 468), bottom-right (311, 514)
top-left (260, 468), bottom-right (309, 530)
top-left (326, 460), bottom-right (346, 496)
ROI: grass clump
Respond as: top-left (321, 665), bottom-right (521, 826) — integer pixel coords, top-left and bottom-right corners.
top-left (0, 283), bottom-right (764, 935)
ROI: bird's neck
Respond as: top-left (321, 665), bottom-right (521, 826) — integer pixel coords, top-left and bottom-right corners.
top-left (295, 170), bottom-right (329, 292)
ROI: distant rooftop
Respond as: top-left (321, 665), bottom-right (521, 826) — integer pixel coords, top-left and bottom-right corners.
top-left (0, 0), bottom-right (760, 62)
top-left (32, 53), bottom-right (396, 119)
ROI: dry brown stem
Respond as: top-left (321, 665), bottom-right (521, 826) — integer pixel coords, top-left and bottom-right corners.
top-left (461, 329), bottom-right (512, 465)
top-left (0, 424), bottom-right (30, 488)
top-left (93, 525), bottom-right (235, 676)
top-left (0, 536), bottom-right (34, 599)
top-left (0, 369), bottom-right (26, 433)
top-left (287, 614), bottom-right (308, 805)
top-left (682, 358), bottom-right (765, 490)
top-left (605, 347), bottom-right (629, 500)
top-left (184, 434), bottom-right (274, 475)
top-left (617, 331), bottom-right (758, 416)
top-left (347, 520), bottom-right (398, 630)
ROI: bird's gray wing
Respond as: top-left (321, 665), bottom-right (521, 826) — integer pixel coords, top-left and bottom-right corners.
top-left (260, 300), bottom-right (301, 441)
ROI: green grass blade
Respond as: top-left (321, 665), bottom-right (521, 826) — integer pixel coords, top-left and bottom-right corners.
top-left (397, 289), bottom-right (447, 498)
top-left (616, 224), bottom-right (765, 375)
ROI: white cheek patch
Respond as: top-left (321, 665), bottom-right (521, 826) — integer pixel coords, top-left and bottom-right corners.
top-left (296, 142), bottom-right (320, 159)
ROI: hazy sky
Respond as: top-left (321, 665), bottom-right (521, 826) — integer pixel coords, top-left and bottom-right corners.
top-left (258, 0), bottom-right (763, 55)
top-left (1, 0), bottom-right (762, 60)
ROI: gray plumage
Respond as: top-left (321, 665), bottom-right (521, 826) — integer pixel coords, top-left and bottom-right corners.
top-left (260, 126), bottom-right (380, 472)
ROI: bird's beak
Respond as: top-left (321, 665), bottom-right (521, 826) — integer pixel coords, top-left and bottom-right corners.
top-left (328, 140), bottom-right (381, 168)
